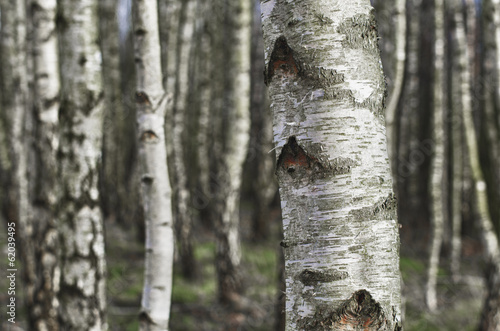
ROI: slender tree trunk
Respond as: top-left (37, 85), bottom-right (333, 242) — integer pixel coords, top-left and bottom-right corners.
top-left (260, 1), bottom-right (402, 329)
top-left (161, 0), bottom-right (197, 280)
top-left (449, 0), bottom-right (465, 283)
top-left (457, 1), bottom-right (500, 328)
top-left (132, 0), bottom-right (175, 329)
top-left (99, 0), bottom-right (131, 225)
top-left (56, 0), bottom-right (107, 329)
top-left (426, 0), bottom-right (445, 312)
top-left (385, 0), bottom-right (407, 180)
top-left (208, 0), bottom-right (252, 305)
top-left (247, 0), bottom-right (277, 242)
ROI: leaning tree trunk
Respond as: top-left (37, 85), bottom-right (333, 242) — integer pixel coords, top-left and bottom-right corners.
top-left (260, 0), bottom-right (402, 329)
top-left (132, 0), bottom-right (175, 329)
top-left (426, 0), bottom-right (445, 312)
top-left (56, 0), bottom-right (107, 329)
top-left (208, 0), bottom-right (251, 305)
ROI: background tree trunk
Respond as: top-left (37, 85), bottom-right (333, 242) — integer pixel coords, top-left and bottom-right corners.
top-left (260, 0), bottom-right (402, 329)
top-left (56, 0), bottom-right (107, 329)
top-left (426, 0), bottom-right (445, 312)
top-left (207, 0), bottom-right (252, 305)
top-left (132, 0), bottom-right (175, 329)
top-left (160, 0), bottom-right (197, 281)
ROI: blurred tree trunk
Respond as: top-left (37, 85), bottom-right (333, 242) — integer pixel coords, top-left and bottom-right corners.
top-left (208, 0), bottom-right (251, 305)
top-left (449, 2), bottom-right (464, 281)
top-left (379, 0), bottom-right (406, 180)
top-left (426, 0), bottom-right (445, 312)
top-left (132, 0), bottom-right (175, 329)
top-left (100, 0), bottom-right (137, 227)
top-left (482, 0), bottom-right (500, 235)
top-left (26, 0), bottom-right (61, 329)
top-left (245, 0), bottom-right (277, 242)
top-left (477, 0), bottom-right (500, 329)
top-left (261, 1), bottom-right (402, 329)
top-left (160, 0), bottom-right (197, 280)
top-left (56, 0), bottom-right (107, 329)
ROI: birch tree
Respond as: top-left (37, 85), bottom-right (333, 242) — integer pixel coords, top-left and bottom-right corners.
top-left (208, 0), bottom-right (251, 304)
top-left (132, 0), bottom-right (175, 328)
top-left (56, 0), bottom-right (107, 329)
top-left (27, 0), bottom-right (61, 328)
top-left (260, 0), bottom-right (402, 329)
top-left (160, 0), bottom-right (197, 280)
top-left (426, 0), bottom-right (445, 312)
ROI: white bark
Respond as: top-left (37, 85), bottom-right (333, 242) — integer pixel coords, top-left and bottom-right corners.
top-left (385, 0), bottom-right (406, 176)
top-left (208, 0), bottom-right (251, 304)
top-left (426, 0), bottom-right (445, 312)
top-left (29, 0), bottom-right (61, 328)
top-left (56, 0), bottom-right (107, 329)
top-left (162, 0), bottom-right (197, 279)
top-left (132, 0), bottom-right (175, 329)
top-left (261, 0), bottom-right (401, 329)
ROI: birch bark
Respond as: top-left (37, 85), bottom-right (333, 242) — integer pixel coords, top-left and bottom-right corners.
top-left (132, 0), bottom-right (175, 329)
top-left (260, 0), bottom-right (402, 329)
top-left (161, 0), bottom-right (197, 280)
top-left (28, 0), bottom-right (61, 328)
top-left (208, 0), bottom-right (251, 304)
top-left (56, 0), bottom-right (107, 329)
top-left (426, 0), bottom-right (445, 312)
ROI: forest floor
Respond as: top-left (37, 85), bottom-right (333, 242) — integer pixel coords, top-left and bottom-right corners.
top-left (0, 209), bottom-right (486, 331)
top-left (104, 209), bottom-right (487, 331)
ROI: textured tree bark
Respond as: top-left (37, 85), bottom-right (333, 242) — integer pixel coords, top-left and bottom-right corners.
top-left (160, 0), bottom-right (197, 280)
top-left (56, 0), bottom-right (107, 329)
top-left (132, 0), bottom-right (175, 329)
top-left (208, 0), bottom-right (251, 304)
top-left (27, 0), bottom-right (61, 329)
top-left (260, 0), bottom-right (402, 329)
top-left (426, 0), bottom-right (445, 312)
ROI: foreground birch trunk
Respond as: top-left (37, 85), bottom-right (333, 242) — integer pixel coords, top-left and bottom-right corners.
top-left (260, 0), bottom-right (402, 329)
top-left (132, 0), bottom-right (175, 329)
top-left (56, 0), bottom-right (107, 329)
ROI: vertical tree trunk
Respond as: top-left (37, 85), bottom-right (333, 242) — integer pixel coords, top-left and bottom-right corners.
top-left (161, 0), bottom-right (197, 280)
top-left (384, 0), bottom-right (407, 179)
top-left (247, 0), bottom-right (277, 241)
top-left (56, 0), bottom-right (107, 329)
top-left (99, 0), bottom-right (131, 226)
top-left (208, 0), bottom-right (252, 305)
top-left (426, 0), bottom-right (445, 312)
top-left (132, 0), bottom-right (175, 329)
top-left (27, 0), bottom-right (61, 329)
top-left (459, 1), bottom-right (500, 329)
top-left (260, 1), bottom-right (402, 329)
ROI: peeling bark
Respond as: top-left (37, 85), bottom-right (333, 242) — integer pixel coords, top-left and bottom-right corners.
top-left (260, 1), bottom-right (402, 329)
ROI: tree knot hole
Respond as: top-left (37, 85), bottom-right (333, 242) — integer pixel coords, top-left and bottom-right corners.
top-left (266, 36), bottom-right (299, 84)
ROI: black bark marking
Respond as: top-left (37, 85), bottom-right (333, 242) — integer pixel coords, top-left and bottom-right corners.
top-left (135, 91), bottom-right (151, 106)
top-left (298, 269), bottom-right (348, 285)
top-left (349, 193), bottom-right (397, 221)
top-left (141, 130), bottom-right (159, 143)
top-left (266, 36), bottom-right (299, 85)
top-left (276, 136), bottom-right (323, 176)
top-left (299, 290), bottom-right (388, 330)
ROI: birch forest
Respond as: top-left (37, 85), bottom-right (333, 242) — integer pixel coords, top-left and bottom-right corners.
top-left (0, 0), bottom-right (499, 330)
